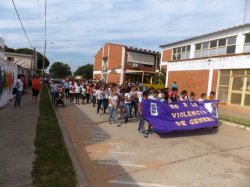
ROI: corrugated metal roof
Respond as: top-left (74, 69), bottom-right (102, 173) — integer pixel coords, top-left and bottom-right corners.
top-left (159, 23), bottom-right (250, 48)
top-left (4, 52), bottom-right (33, 69)
top-left (127, 46), bottom-right (160, 55)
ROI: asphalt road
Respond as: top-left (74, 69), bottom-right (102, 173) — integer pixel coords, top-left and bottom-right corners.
top-left (57, 100), bottom-right (250, 187)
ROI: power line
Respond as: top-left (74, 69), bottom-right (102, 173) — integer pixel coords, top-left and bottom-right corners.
top-left (11, 0), bottom-right (33, 49)
top-left (243, 0), bottom-right (248, 24)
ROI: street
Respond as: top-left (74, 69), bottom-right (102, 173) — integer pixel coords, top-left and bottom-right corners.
top-left (57, 100), bottom-right (250, 187)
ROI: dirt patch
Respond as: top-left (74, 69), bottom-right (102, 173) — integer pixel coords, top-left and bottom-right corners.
top-left (140, 160), bottom-right (164, 169)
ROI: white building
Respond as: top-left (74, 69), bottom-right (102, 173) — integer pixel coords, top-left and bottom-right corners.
top-left (160, 24), bottom-right (250, 107)
top-left (0, 37), bottom-right (18, 107)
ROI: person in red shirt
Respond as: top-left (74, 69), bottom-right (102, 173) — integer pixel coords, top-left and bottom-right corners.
top-left (31, 74), bottom-right (42, 103)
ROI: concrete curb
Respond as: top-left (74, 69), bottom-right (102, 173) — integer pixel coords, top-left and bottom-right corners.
top-left (54, 106), bottom-right (90, 187)
top-left (50, 91), bottom-right (90, 187)
top-left (220, 120), bottom-right (250, 131)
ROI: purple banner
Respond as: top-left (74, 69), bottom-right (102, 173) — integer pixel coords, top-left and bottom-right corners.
top-left (141, 99), bottom-right (219, 133)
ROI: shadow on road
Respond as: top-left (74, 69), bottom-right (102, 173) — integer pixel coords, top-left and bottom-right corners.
top-left (56, 100), bottom-right (140, 187)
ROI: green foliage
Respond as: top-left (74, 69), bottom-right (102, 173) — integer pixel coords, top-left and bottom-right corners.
top-left (4, 45), bottom-right (15, 52)
top-left (74, 64), bottom-right (93, 80)
top-left (49, 62), bottom-right (71, 78)
top-left (153, 69), bottom-right (166, 84)
top-left (219, 114), bottom-right (250, 127)
top-left (32, 85), bottom-right (76, 187)
top-left (4, 46), bottom-right (50, 69)
top-left (144, 83), bottom-right (165, 90)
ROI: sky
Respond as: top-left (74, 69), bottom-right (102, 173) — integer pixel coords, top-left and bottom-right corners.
top-left (0, 0), bottom-right (249, 71)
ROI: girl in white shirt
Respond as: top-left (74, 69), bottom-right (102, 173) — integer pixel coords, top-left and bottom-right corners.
top-left (108, 90), bottom-right (119, 126)
top-left (96, 86), bottom-right (104, 116)
top-left (74, 82), bottom-right (81, 104)
top-left (124, 87), bottom-right (132, 123)
top-left (81, 84), bottom-right (87, 104)
top-left (69, 82), bottom-right (75, 102)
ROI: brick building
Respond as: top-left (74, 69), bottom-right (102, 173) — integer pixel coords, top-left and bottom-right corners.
top-left (93, 43), bottom-right (160, 84)
top-left (160, 24), bottom-right (250, 107)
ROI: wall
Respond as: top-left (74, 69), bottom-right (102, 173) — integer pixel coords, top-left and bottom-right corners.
top-left (168, 70), bottom-right (209, 99)
top-left (93, 48), bottom-right (103, 71)
top-left (0, 58), bottom-right (18, 108)
top-left (107, 73), bottom-right (121, 83)
top-left (211, 70), bottom-right (218, 93)
top-left (108, 44), bottom-right (123, 69)
top-left (162, 49), bottom-right (172, 62)
top-left (93, 74), bottom-right (101, 80)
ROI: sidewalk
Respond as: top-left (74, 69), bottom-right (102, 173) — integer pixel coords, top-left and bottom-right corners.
top-left (219, 104), bottom-right (250, 120)
top-left (0, 89), bottom-right (38, 187)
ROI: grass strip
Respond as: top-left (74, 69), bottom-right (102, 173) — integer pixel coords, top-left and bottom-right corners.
top-left (32, 85), bottom-right (76, 187)
top-left (219, 114), bottom-right (250, 127)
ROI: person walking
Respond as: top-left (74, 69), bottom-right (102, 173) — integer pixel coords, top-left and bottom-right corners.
top-left (14, 74), bottom-right (24, 108)
top-left (108, 90), bottom-right (119, 126)
top-left (138, 91), bottom-right (149, 137)
top-left (31, 74), bottom-right (42, 103)
top-left (64, 80), bottom-right (70, 99)
top-left (124, 87), bottom-right (132, 124)
top-left (96, 86), bottom-right (104, 116)
top-left (50, 80), bottom-right (58, 104)
top-left (69, 82), bottom-right (75, 102)
top-left (74, 82), bottom-right (81, 104)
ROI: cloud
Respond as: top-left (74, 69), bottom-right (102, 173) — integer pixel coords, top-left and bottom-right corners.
top-left (0, 0), bottom-right (249, 71)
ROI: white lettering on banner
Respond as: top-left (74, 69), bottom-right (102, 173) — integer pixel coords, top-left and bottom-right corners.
top-left (150, 103), bottom-right (158, 116)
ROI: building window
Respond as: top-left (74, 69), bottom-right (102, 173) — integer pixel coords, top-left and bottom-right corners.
top-left (102, 58), bottom-right (108, 71)
top-left (226, 36), bottom-right (236, 54)
top-left (210, 40), bottom-right (217, 48)
top-left (7, 57), bottom-right (14, 61)
top-left (172, 45), bottom-right (191, 60)
top-left (243, 33), bottom-right (250, 52)
top-left (195, 43), bottom-right (201, 51)
top-left (218, 69), bottom-right (250, 106)
top-left (194, 36), bottom-right (236, 58)
top-left (245, 33), bottom-right (250, 44)
top-left (226, 45), bottom-right (236, 54)
top-left (217, 70), bottom-right (230, 103)
top-left (218, 38), bottom-right (226, 47)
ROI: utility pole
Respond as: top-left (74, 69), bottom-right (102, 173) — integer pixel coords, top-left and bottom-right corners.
top-left (243, 0), bottom-right (248, 24)
top-left (42, 40), bottom-right (47, 76)
top-left (32, 48), bottom-right (37, 76)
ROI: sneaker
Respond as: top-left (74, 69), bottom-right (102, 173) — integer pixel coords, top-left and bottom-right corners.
top-left (115, 123), bottom-right (120, 127)
top-left (97, 114), bottom-right (100, 116)
top-left (144, 133), bottom-right (148, 138)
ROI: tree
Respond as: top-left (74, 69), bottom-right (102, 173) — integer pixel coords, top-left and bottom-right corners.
top-left (49, 62), bottom-right (71, 78)
top-left (74, 64), bottom-right (93, 80)
top-left (4, 45), bottom-right (15, 52)
top-left (4, 46), bottom-right (50, 69)
top-left (153, 68), bottom-right (166, 85)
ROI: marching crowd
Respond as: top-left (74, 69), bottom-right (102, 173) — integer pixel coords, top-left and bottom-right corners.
top-left (48, 79), bottom-right (216, 138)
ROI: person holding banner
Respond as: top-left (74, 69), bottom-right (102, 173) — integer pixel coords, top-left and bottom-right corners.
top-left (179, 90), bottom-right (188, 101)
top-left (169, 92), bottom-right (178, 102)
top-left (206, 91), bottom-right (215, 100)
top-left (148, 90), bottom-right (158, 100)
top-left (189, 92), bottom-right (196, 101)
top-left (198, 93), bottom-right (207, 101)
